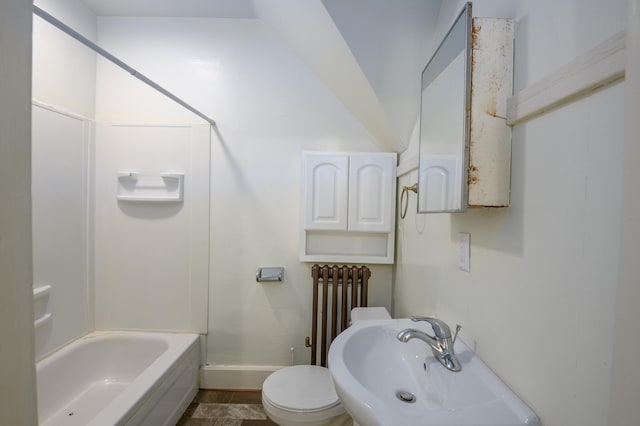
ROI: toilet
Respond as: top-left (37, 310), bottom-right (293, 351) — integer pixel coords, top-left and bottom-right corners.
top-left (262, 307), bottom-right (391, 426)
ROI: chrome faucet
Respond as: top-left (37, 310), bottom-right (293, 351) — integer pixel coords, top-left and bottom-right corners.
top-left (397, 317), bottom-right (462, 372)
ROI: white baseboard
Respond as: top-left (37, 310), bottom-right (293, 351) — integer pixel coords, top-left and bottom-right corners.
top-left (199, 365), bottom-right (283, 390)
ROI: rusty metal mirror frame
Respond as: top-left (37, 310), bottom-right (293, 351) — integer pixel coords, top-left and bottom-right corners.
top-left (417, 2), bottom-right (472, 213)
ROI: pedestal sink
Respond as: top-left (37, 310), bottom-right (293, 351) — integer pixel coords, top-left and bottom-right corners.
top-left (328, 318), bottom-right (539, 426)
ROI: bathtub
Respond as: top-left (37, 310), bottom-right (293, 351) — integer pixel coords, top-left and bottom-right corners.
top-left (36, 331), bottom-right (199, 426)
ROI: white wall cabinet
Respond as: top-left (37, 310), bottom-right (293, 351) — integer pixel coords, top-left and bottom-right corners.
top-left (301, 152), bottom-right (397, 264)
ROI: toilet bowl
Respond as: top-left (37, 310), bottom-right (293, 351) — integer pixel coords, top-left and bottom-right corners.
top-left (262, 307), bottom-right (391, 426)
top-left (262, 365), bottom-right (350, 426)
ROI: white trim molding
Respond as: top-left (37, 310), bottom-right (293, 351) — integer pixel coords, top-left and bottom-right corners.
top-left (199, 365), bottom-right (281, 390)
top-left (507, 31), bottom-right (626, 126)
top-left (400, 30), bottom-right (628, 176)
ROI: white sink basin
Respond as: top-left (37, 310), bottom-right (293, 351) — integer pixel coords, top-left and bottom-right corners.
top-left (328, 318), bottom-right (539, 426)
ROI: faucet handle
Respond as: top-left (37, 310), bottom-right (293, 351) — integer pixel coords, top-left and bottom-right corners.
top-left (410, 316), bottom-right (452, 339)
top-left (452, 324), bottom-right (462, 345)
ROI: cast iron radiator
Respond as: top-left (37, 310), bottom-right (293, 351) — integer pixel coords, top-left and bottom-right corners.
top-left (309, 264), bottom-right (371, 367)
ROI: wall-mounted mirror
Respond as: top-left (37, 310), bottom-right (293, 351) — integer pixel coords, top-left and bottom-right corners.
top-left (417, 3), bottom-right (472, 213)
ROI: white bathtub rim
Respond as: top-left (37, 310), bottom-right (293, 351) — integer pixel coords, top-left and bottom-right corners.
top-left (90, 331), bottom-right (198, 425)
top-left (36, 328), bottom-right (202, 363)
top-left (37, 330), bottom-right (199, 426)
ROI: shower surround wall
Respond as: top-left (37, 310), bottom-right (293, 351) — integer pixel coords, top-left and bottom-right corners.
top-left (93, 16), bottom-right (393, 375)
top-left (32, 0), bottom-right (97, 359)
top-left (32, 105), bottom-right (92, 359)
top-left (394, 1), bottom-right (627, 425)
top-left (93, 123), bottom-right (210, 333)
top-left (33, 0), bottom-right (210, 353)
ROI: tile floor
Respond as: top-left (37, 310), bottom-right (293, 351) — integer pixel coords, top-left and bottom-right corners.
top-left (177, 389), bottom-right (277, 426)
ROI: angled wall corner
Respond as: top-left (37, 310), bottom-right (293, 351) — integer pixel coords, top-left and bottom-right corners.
top-left (608, 0), bottom-right (640, 424)
top-left (322, 0), bottom-right (443, 153)
top-left (253, 0), bottom-right (400, 152)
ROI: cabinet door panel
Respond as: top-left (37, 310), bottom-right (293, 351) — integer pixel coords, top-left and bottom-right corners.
top-left (304, 154), bottom-right (349, 230)
top-left (418, 155), bottom-right (460, 212)
top-left (348, 155), bottom-right (395, 232)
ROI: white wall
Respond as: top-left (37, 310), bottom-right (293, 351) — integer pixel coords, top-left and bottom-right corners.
top-left (94, 17), bottom-right (393, 367)
top-left (394, 0), bottom-right (627, 425)
top-left (33, 0), bottom-right (97, 117)
top-left (0, 0), bottom-right (37, 423)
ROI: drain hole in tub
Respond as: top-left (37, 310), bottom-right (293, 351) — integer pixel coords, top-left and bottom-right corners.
top-left (396, 390), bottom-right (416, 403)
top-left (68, 412), bottom-right (74, 416)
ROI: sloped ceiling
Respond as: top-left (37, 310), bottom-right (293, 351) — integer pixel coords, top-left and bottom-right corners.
top-left (322, 0), bottom-right (442, 152)
top-left (253, 0), bottom-right (442, 152)
top-left (81, 0), bottom-right (442, 152)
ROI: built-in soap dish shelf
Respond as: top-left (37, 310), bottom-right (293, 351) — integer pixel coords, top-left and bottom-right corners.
top-left (34, 313), bottom-right (52, 328)
top-left (117, 172), bottom-right (184, 202)
top-left (33, 284), bottom-right (51, 299)
top-left (33, 284), bottom-right (52, 328)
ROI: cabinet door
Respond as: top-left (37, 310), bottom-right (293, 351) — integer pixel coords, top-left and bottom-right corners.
top-left (348, 155), bottom-right (395, 232)
top-left (418, 155), bottom-right (461, 212)
top-left (303, 153), bottom-right (349, 230)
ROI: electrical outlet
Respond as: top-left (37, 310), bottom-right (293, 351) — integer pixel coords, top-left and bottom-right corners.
top-left (458, 232), bottom-right (470, 272)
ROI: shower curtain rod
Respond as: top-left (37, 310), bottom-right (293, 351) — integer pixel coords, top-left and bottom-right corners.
top-left (33, 5), bottom-right (216, 127)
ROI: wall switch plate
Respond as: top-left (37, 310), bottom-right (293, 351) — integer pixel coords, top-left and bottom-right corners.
top-left (458, 232), bottom-right (471, 272)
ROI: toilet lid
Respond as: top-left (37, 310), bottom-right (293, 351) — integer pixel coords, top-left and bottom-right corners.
top-left (263, 365), bottom-right (341, 412)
